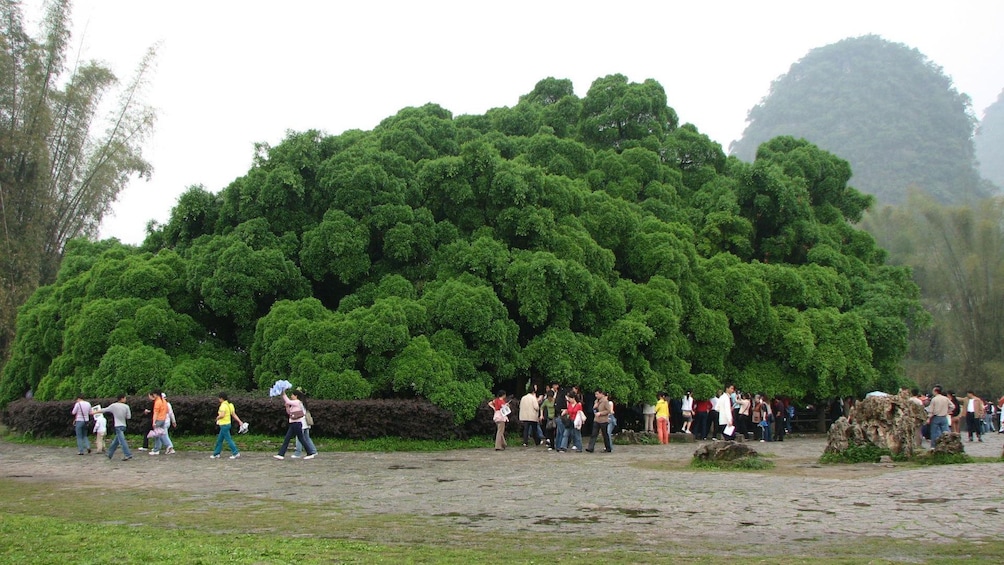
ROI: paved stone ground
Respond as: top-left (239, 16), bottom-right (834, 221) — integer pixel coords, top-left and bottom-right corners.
top-left (3, 432), bottom-right (1004, 550)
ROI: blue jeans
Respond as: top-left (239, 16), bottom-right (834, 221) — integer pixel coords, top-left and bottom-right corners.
top-left (760, 420), bottom-right (772, 442)
top-left (214, 423), bottom-right (239, 456)
top-left (929, 415), bottom-right (950, 448)
top-left (555, 417), bottom-right (567, 451)
top-left (294, 428), bottom-right (317, 457)
top-left (153, 420), bottom-right (174, 451)
top-left (561, 427), bottom-right (582, 451)
top-left (107, 426), bottom-right (132, 459)
top-left (75, 421), bottom-right (91, 454)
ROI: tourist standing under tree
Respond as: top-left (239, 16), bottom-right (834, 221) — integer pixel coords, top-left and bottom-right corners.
top-left (654, 392), bottom-right (670, 444)
top-left (519, 385), bottom-right (543, 447)
top-left (490, 390), bottom-right (509, 451)
top-left (586, 389), bottom-right (613, 453)
top-left (718, 384), bottom-right (736, 440)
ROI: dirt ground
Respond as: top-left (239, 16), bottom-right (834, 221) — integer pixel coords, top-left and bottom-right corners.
top-left (3, 432), bottom-right (1004, 550)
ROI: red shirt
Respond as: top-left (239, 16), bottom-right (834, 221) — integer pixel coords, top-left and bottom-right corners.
top-left (567, 401), bottom-right (582, 420)
top-left (491, 397), bottom-right (507, 411)
top-left (695, 399), bottom-right (712, 413)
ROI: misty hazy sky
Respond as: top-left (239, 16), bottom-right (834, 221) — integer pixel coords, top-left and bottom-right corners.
top-left (41, 0), bottom-right (1004, 244)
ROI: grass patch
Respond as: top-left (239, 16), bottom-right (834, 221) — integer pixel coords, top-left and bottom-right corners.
top-left (2, 477), bottom-right (1004, 563)
top-left (915, 451), bottom-right (974, 465)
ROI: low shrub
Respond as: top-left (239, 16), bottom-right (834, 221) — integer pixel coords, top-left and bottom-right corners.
top-left (1, 396), bottom-right (514, 440)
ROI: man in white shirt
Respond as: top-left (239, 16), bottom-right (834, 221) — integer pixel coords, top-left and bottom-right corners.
top-left (718, 384), bottom-right (736, 440)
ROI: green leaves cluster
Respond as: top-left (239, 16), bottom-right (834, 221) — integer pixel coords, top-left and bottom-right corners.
top-left (0, 74), bottom-right (923, 423)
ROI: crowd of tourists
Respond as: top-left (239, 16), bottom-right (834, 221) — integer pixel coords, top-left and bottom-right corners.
top-left (896, 386), bottom-right (1003, 449)
top-left (68, 383), bottom-right (1004, 460)
top-left (68, 388), bottom-right (318, 461)
top-left (487, 382), bottom-right (803, 454)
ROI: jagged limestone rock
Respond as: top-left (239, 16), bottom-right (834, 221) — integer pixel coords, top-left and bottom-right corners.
top-left (824, 394), bottom-right (927, 457)
top-left (932, 432), bottom-right (964, 455)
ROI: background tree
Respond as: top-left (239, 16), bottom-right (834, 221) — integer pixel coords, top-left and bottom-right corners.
top-left (975, 88), bottom-right (1004, 190)
top-left (0, 0), bottom-right (155, 378)
top-left (862, 193), bottom-right (1004, 394)
top-left (730, 35), bottom-right (988, 206)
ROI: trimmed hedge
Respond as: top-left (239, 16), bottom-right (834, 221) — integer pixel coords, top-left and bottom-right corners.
top-left (1, 396), bottom-right (513, 440)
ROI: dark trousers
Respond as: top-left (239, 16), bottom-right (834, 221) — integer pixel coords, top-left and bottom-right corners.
top-left (709, 410), bottom-right (719, 438)
top-left (695, 411), bottom-right (709, 439)
top-left (966, 412), bottom-right (983, 439)
top-left (588, 421), bottom-right (612, 452)
top-left (521, 420), bottom-right (543, 445)
top-left (278, 422), bottom-right (313, 456)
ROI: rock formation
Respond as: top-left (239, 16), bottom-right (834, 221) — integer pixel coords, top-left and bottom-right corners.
top-left (824, 393), bottom-right (928, 457)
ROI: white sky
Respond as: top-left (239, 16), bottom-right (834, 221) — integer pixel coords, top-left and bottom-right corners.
top-left (38, 0), bottom-right (1004, 245)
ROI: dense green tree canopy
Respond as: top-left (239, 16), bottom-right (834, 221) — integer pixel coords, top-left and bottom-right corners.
top-left (0, 75), bottom-right (925, 422)
top-left (975, 89), bottom-right (1004, 190)
top-left (730, 35), bottom-right (987, 205)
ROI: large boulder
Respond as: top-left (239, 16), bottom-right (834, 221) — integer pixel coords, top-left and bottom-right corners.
top-left (693, 441), bottom-right (758, 461)
top-left (824, 393), bottom-right (927, 457)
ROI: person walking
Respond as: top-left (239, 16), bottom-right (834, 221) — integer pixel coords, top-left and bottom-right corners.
top-left (164, 395), bottom-right (177, 454)
top-left (680, 391), bottom-right (694, 435)
top-left (94, 394), bottom-right (133, 461)
top-left (144, 390), bottom-right (173, 455)
top-left (964, 390), bottom-right (985, 442)
top-left (275, 389), bottom-right (316, 460)
top-left (211, 392), bottom-right (244, 459)
top-left (293, 389), bottom-right (318, 458)
top-left (92, 407), bottom-right (107, 453)
top-left (586, 389), bottom-right (613, 453)
top-left (71, 394), bottom-right (92, 455)
top-left (551, 383), bottom-right (568, 453)
top-left (559, 392), bottom-right (584, 453)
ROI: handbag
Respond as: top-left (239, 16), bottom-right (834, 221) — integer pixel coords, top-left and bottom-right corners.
top-left (493, 410), bottom-right (508, 423)
top-left (304, 410), bottom-right (314, 427)
top-left (288, 407), bottom-right (305, 420)
top-left (546, 418), bottom-right (556, 430)
top-left (146, 427), bottom-right (165, 438)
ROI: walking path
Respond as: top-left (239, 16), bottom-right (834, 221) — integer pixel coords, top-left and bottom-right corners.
top-left (3, 433), bottom-right (1003, 550)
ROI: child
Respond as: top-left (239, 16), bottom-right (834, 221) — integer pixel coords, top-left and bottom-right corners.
top-left (92, 405), bottom-right (107, 453)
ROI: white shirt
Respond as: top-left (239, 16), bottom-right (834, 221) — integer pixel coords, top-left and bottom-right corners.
top-left (717, 393), bottom-right (734, 425)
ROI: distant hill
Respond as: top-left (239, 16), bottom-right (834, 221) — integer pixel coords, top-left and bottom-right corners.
top-left (730, 35), bottom-right (987, 205)
top-left (975, 89), bottom-right (1004, 190)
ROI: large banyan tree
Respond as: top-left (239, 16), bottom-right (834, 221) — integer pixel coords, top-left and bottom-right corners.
top-left (0, 75), bottom-right (926, 423)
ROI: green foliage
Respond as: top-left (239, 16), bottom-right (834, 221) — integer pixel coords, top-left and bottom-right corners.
top-left (731, 35), bottom-right (985, 206)
top-left (1, 73), bottom-right (923, 425)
